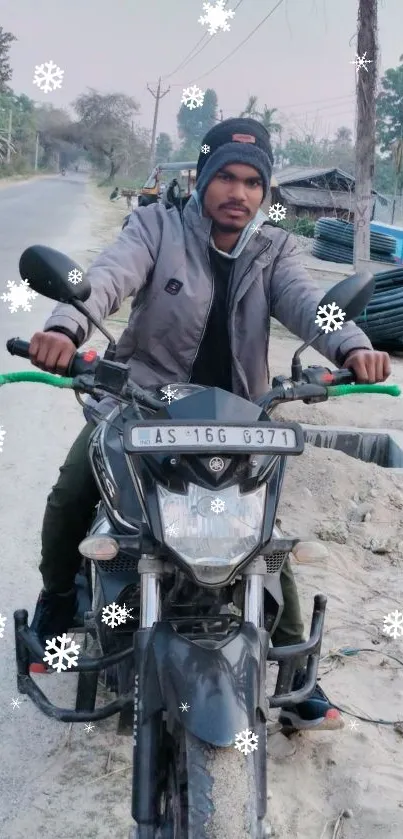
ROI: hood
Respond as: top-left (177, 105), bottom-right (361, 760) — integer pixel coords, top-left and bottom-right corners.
top-left (190, 189), bottom-right (268, 260)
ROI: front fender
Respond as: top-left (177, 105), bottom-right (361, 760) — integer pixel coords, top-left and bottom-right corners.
top-left (141, 621), bottom-right (269, 747)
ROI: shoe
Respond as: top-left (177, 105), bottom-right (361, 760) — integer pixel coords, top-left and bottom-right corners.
top-left (28, 587), bottom-right (78, 674)
top-left (278, 669), bottom-right (344, 731)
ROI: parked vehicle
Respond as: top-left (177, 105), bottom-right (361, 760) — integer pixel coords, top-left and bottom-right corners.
top-left (6, 247), bottom-right (400, 838)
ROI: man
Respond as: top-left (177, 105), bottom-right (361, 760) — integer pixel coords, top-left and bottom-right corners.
top-left (28, 118), bottom-right (390, 730)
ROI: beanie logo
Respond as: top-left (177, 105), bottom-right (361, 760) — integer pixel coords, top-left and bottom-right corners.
top-left (164, 279), bottom-right (183, 295)
top-left (232, 133), bottom-right (256, 144)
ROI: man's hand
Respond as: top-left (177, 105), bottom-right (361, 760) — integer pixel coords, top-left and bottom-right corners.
top-left (29, 331), bottom-right (76, 375)
top-left (343, 348), bottom-right (391, 384)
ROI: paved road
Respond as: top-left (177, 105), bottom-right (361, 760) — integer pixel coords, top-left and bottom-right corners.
top-left (0, 175), bottom-right (132, 839)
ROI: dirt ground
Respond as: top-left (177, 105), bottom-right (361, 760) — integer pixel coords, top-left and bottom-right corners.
top-left (9, 187), bottom-right (400, 839)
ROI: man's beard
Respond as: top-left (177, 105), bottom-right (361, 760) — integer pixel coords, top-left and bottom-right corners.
top-left (212, 219), bottom-right (246, 233)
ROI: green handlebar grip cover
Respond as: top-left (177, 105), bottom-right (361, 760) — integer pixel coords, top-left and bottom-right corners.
top-left (327, 383), bottom-right (401, 397)
top-left (0, 371), bottom-right (74, 388)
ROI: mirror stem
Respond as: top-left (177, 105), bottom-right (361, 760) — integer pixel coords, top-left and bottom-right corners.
top-left (71, 299), bottom-right (117, 359)
top-left (291, 330), bottom-right (322, 381)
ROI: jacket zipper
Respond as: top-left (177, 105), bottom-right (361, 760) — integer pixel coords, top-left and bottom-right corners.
top-left (187, 243), bottom-right (215, 383)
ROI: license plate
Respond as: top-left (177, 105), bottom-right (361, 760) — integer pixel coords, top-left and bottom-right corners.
top-left (123, 421), bottom-right (303, 454)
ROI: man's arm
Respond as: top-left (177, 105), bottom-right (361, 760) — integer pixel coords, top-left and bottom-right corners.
top-left (269, 232), bottom-right (374, 366)
top-left (43, 207), bottom-right (160, 347)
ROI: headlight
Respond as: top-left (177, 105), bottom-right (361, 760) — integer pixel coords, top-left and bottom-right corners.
top-left (156, 482), bottom-right (266, 585)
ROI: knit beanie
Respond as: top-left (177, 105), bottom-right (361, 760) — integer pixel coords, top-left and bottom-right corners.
top-left (196, 117), bottom-right (274, 205)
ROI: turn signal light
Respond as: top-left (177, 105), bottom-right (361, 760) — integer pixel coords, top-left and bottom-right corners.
top-left (78, 536), bottom-right (119, 561)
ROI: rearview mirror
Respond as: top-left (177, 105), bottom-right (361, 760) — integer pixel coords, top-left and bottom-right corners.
top-left (317, 270), bottom-right (375, 322)
top-left (19, 245), bottom-right (91, 304)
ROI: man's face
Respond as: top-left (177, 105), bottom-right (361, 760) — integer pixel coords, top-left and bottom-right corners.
top-left (203, 163), bottom-right (264, 232)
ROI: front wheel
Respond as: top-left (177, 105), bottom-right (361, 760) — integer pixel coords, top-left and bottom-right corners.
top-left (160, 721), bottom-right (269, 839)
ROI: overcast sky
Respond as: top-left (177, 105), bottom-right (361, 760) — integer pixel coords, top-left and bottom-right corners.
top-left (0, 0), bottom-right (399, 144)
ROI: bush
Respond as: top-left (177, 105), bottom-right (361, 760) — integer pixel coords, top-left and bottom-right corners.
top-left (275, 216), bottom-right (316, 238)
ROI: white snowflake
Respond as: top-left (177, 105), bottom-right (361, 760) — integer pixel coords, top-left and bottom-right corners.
top-left (1, 279), bottom-right (38, 313)
top-left (179, 702), bottom-right (190, 712)
top-left (198, 0), bottom-right (235, 35)
top-left (251, 223), bottom-right (262, 234)
top-left (234, 728), bottom-right (259, 755)
top-left (315, 301), bottom-right (346, 334)
top-left (68, 269), bottom-right (83, 285)
top-left (211, 497), bottom-right (225, 514)
top-left (33, 60), bottom-right (64, 94)
top-left (348, 719), bottom-right (360, 731)
top-left (383, 609), bottom-right (403, 640)
top-left (10, 697), bottom-right (21, 709)
top-left (102, 601), bottom-right (127, 628)
top-left (161, 385), bottom-right (179, 404)
top-left (166, 523), bottom-right (179, 537)
top-left (201, 144), bottom-right (210, 154)
top-left (181, 85), bottom-right (205, 111)
top-left (350, 52), bottom-right (372, 74)
top-left (0, 614), bottom-right (7, 638)
top-left (43, 633), bottom-right (80, 672)
top-left (118, 603), bottom-right (135, 623)
top-left (0, 425), bottom-right (6, 454)
top-left (84, 722), bottom-right (96, 733)
top-left (268, 203), bottom-right (287, 223)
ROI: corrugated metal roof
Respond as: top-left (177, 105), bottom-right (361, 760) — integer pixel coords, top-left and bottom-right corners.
top-left (279, 185), bottom-right (376, 210)
top-left (273, 165), bottom-right (355, 184)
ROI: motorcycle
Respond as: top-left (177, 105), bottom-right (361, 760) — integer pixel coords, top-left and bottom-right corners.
top-left (5, 245), bottom-right (400, 838)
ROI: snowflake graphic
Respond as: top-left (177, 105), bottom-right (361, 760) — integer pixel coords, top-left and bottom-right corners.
top-left (161, 385), bottom-right (179, 404)
top-left (251, 223), bottom-right (262, 234)
top-left (211, 497), bottom-right (225, 514)
top-left (268, 203), bottom-right (287, 223)
top-left (0, 426), bottom-right (6, 454)
top-left (315, 302), bottom-right (346, 334)
top-left (166, 523), bottom-right (179, 537)
top-left (68, 269), bottom-right (83, 285)
top-left (0, 614), bottom-right (7, 638)
top-left (201, 144), bottom-right (210, 154)
top-left (198, 0), bottom-right (235, 35)
top-left (383, 609), bottom-right (403, 640)
top-left (181, 85), bottom-right (205, 111)
top-left (234, 728), bottom-right (259, 756)
top-left (10, 697), bottom-right (21, 709)
top-left (179, 702), bottom-right (190, 712)
top-left (350, 52), bottom-right (372, 74)
top-left (1, 280), bottom-right (38, 313)
top-left (43, 633), bottom-right (80, 672)
top-left (33, 60), bottom-right (64, 94)
top-left (84, 722), bottom-right (96, 733)
top-left (348, 719), bottom-right (360, 731)
top-left (102, 602), bottom-right (127, 628)
top-left (118, 603), bottom-right (135, 623)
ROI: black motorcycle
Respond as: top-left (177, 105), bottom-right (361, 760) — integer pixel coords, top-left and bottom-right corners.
top-left (5, 246), bottom-right (400, 839)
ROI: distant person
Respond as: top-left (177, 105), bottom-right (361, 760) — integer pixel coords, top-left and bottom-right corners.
top-left (109, 186), bottom-right (120, 201)
top-left (166, 178), bottom-right (181, 205)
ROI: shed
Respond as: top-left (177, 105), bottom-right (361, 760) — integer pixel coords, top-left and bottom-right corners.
top-left (265, 166), bottom-right (380, 222)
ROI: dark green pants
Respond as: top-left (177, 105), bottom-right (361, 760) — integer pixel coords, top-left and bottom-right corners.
top-left (40, 422), bottom-right (305, 650)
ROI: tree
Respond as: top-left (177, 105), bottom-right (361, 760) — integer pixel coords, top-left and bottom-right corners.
top-left (376, 54), bottom-right (403, 153)
top-left (354, 0), bottom-right (378, 270)
top-left (240, 95), bottom-right (260, 119)
top-left (0, 27), bottom-right (16, 92)
top-left (72, 89), bottom-right (142, 183)
top-left (177, 88), bottom-right (218, 156)
top-left (258, 106), bottom-right (282, 136)
top-left (155, 132), bottom-right (173, 164)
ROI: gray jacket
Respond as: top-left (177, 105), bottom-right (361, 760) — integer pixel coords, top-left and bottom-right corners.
top-left (44, 195), bottom-right (372, 418)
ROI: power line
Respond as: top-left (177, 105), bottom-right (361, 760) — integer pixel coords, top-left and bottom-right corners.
top-left (162, 0), bottom-right (246, 81)
top-left (177, 0), bottom-right (285, 85)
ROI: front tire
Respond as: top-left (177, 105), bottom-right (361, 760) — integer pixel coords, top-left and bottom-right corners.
top-left (160, 722), bottom-right (268, 839)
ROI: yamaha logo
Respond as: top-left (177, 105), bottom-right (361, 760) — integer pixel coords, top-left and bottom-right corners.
top-left (209, 456), bottom-right (225, 472)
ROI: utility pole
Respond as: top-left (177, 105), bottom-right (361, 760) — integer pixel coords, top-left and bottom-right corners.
top-left (147, 77), bottom-right (170, 169)
top-left (353, 0), bottom-right (378, 271)
top-left (34, 132), bottom-right (39, 171)
top-left (6, 108), bottom-right (12, 164)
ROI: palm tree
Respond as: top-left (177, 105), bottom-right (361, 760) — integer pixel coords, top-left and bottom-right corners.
top-left (259, 106), bottom-right (282, 136)
top-left (240, 95), bottom-right (260, 119)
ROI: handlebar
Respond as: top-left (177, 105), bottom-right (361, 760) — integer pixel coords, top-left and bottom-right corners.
top-left (4, 338), bottom-right (401, 411)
